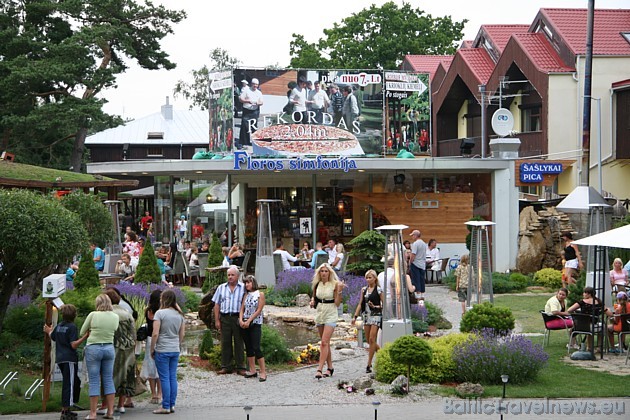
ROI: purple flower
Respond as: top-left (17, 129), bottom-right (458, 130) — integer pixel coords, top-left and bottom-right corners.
top-left (106, 283), bottom-right (186, 307)
top-left (9, 293), bottom-right (31, 307)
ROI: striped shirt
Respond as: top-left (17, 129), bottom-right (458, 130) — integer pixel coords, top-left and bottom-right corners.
top-left (212, 281), bottom-right (245, 314)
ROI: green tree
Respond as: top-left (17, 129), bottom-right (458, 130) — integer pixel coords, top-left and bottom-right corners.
top-left (60, 192), bottom-right (113, 248)
top-left (389, 335), bottom-right (433, 392)
top-left (173, 48), bottom-right (241, 110)
top-left (289, 2), bottom-right (466, 69)
top-left (74, 249), bottom-right (100, 289)
top-left (0, 0), bottom-right (185, 172)
top-left (346, 230), bottom-right (386, 275)
top-left (135, 240), bottom-right (161, 284)
top-left (0, 189), bottom-right (87, 333)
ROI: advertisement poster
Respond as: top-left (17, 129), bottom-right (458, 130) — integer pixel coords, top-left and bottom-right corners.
top-left (383, 72), bottom-right (431, 156)
top-left (232, 68), bottom-right (384, 157)
top-left (208, 70), bottom-right (234, 153)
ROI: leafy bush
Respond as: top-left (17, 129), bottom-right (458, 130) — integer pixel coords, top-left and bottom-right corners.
top-left (509, 272), bottom-right (531, 289)
top-left (74, 249), bottom-right (99, 289)
top-left (3, 303), bottom-right (46, 341)
top-left (567, 271), bottom-right (586, 307)
top-left (533, 268), bottom-right (562, 289)
top-left (113, 282), bottom-right (187, 310)
top-left (135, 240), bottom-right (161, 284)
top-left (261, 324), bottom-right (293, 364)
top-left (208, 232), bottom-right (223, 267)
top-left (61, 287), bottom-right (102, 318)
top-left (276, 269), bottom-right (314, 297)
top-left (443, 272), bottom-right (456, 291)
top-left (346, 229), bottom-right (386, 275)
top-left (389, 335), bottom-right (432, 388)
top-left (60, 191), bottom-right (113, 248)
top-left (202, 271), bottom-right (225, 294)
top-left (416, 333), bottom-right (470, 383)
top-left (460, 302), bottom-right (515, 335)
top-left (180, 286), bottom-right (201, 313)
top-left (453, 329), bottom-right (548, 384)
top-left (199, 330), bottom-right (221, 367)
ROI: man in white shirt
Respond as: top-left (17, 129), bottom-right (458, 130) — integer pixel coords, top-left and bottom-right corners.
top-left (307, 81), bottom-right (329, 124)
top-left (273, 241), bottom-right (298, 271)
top-left (325, 239), bottom-right (338, 265)
top-left (116, 253), bottom-right (138, 282)
top-left (238, 78), bottom-right (263, 148)
top-left (290, 76), bottom-right (308, 123)
top-left (409, 229), bottom-right (427, 300)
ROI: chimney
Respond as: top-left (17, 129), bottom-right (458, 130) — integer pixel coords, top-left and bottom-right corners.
top-left (161, 96), bottom-right (173, 120)
top-left (489, 137), bottom-right (521, 159)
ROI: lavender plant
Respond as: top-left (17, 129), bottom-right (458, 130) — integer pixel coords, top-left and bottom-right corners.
top-left (452, 328), bottom-right (548, 384)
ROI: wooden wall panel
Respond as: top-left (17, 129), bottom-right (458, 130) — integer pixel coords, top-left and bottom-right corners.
top-left (345, 192), bottom-right (473, 243)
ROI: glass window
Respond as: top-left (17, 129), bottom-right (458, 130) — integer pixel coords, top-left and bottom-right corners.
top-left (522, 106), bottom-right (541, 132)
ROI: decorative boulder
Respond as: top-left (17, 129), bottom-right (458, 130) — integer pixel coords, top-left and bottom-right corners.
top-left (391, 374), bottom-right (407, 388)
top-left (295, 294), bottom-right (311, 307)
top-left (353, 376), bottom-right (374, 390)
top-left (198, 287), bottom-right (218, 329)
top-left (455, 382), bottom-right (484, 398)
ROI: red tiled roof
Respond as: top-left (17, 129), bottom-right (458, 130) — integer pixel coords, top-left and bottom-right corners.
top-left (404, 55), bottom-right (453, 79)
top-left (512, 33), bottom-right (575, 73)
top-left (460, 40), bottom-right (474, 49)
top-left (538, 8), bottom-right (630, 55)
top-left (477, 25), bottom-right (530, 53)
top-left (458, 48), bottom-right (495, 84)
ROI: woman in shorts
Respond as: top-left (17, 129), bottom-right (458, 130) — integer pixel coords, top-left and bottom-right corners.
top-left (352, 269), bottom-right (383, 373)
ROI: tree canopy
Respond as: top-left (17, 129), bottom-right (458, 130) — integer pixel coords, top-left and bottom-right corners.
top-left (289, 1), bottom-right (466, 69)
top-left (0, 0), bottom-right (185, 171)
top-left (60, 191), bottom-right (114, 248)
top-left (0, 189), bottom-right (87, 333)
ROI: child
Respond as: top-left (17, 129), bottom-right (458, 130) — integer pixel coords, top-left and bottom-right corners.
top-left (43, 304), bottom-right (89, 419)
top-left (455, 254), bottom-right (470, 315)
top-left (221, 247), bottom-right (230, 267)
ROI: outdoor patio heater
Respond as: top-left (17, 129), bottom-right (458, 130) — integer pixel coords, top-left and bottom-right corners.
top-left (376, 224), bottom-right (412, 346)
top-left (255, 199), bottom-right (282, 286)
top-left (103, 200), bottom-right (122, 273)
top-left (465, 221), bottom-right (495, 307)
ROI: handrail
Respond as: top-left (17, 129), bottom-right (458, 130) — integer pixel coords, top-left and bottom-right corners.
top-left (24, 378), bottom-right (44, 400)
top-left (0, 371), bottom-right (18, 397)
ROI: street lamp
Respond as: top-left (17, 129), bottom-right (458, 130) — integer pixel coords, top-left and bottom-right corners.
top-left (244, 405), bottom-right (253, 420)
top-left (500, 375), bottom-right (509, 420)
top-left (372, 401), bottom-right (381, 420)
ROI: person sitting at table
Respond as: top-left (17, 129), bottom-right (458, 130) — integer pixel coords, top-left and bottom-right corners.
top-left (544, 287), bottom-right (574, 329)
top-left (330, 243), bottom-right (345, 272)
top-left (311, 242), bottom-right (328, 268)
top-left (567, 286), bottom-right (613, 352)
top-left (115, 253), bottom-right (137, 282)
top-left (607, 291), bottom-right (630, 353)
top-left (426, 239), bottom-right (440, 270)
top-left (273, 241), bottom-right (298, 271)
top-left (228, 243), bottom-right (245, 266)
top-left (610, 258), bottom-right (629, 294)
top-left (299, 241), bottom-right (314, 259)
top-left (221, 247), bottom-right (231, 268)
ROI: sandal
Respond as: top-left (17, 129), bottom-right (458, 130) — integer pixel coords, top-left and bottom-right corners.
top-left (259, 375), bottom-right (267, 382)
top-left (103, 415), bottom-right (114, 420)
top-left (323, 368), bottom-right (334, 378)
top-left (315, 370), bottom-right (323, 380)
top-left (153, 408), bottom-right (171, 414)
top-left (150, 397), bottom-right (161, 404)
top-left (123, 402), bottom-right (135, 408)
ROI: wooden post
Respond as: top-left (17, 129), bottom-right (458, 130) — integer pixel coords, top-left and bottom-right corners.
top-left (42, 299), bottom-right (53, 411)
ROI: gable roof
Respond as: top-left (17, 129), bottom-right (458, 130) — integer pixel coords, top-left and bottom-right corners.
top-left (86, 110), bottom-right (208, 145)
top-left (403, 55), bottom-right (453, 80)
top-left (512, 33), bottom-right (575, 73)
top-left (458, 48), bottom-right (495, 84)
top-left (475, 25), bottom-right (531, 54)
top-left (536, 8), bottom-right (630, 55)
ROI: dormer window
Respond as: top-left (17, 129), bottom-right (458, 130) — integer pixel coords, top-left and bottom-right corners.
top-left (622, 32), bottom-right (630, 45)
top-left (147, 132), bottom-right (164, 140)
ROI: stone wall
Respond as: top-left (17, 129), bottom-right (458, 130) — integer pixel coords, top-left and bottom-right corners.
top-left (516, 206), bottom-right (574, 274)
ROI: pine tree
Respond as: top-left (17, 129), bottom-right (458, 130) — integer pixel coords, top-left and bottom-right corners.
top-left (134, 240), bottom-right (161, 284)
top-left (74, 249), bottom-right (100, 289)
top-left (208, 232), bottom-right (223, 267)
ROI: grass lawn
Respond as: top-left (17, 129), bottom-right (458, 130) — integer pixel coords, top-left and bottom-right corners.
top-left (446, 294), bottom-right (629, 398)
top-left (0, 161), bottom-right (111, 183)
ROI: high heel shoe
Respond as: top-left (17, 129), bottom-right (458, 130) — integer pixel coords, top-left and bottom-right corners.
top-left (366, 365), bottom-right (372, 373)
top-left (315, 370), bottom-right (323, 380)
top-left (323, 368), bottom-right (334, 377)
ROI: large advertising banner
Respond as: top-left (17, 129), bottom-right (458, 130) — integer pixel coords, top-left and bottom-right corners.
top-left (232, 69), bottom-right (384, 157)
top-left (208, 70), bottom-right (234, 153)
top-left (383, 72), bottom-right (430, 155)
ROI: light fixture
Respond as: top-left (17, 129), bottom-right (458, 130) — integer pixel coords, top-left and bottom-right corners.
top-left (141, 172), bottom-right (149, 175)
top-left (500, 374), bottom-right (509, 420)
top-left (337, 199), bottom-right (345, 212)
top-left (196, 170), bottom-right (203, 174)
top-left (358, 169), bottom-right (365, 172)
top-left (460, 138), bottom-right (475, 155)
top-left (206, 194), bottom-right (214, 203)
top-left (256, 208), bottom-right (260, 216)
top-left (372, 401), bottom-right (381, 420)
top-left (243, 406), bottom-right (253, 420)
top-left (393, 173), bottom-right (405, 185)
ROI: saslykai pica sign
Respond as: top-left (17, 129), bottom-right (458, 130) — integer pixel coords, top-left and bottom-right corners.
top-left (519, 162), bottom-right (563, 183)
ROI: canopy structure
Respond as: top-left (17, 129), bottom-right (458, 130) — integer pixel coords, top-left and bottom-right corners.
top-left (573, 224), bottom-right (630, 249)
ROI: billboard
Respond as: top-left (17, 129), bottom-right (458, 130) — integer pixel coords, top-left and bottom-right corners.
top-left (208, 68), bottom-right (430, 158)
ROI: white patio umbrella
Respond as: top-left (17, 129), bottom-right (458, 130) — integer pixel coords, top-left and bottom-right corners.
top-left (572, 224), bottom-right (630, 249)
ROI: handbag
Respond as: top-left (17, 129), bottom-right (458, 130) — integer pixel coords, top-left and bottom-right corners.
top-left (134, 367), bottom-right (147, 396)
top-left (136, 324), bottom-right (148, 342)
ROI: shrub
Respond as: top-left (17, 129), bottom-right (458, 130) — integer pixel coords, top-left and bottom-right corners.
top-left (416, 333), bottom-right (470, 383)
top-left (199, 330), bottom-right (221, 367)
top-left (509, 272), bottom-right (531, 289)
top-left (276, 269), bottom-right (314, 297)
top-left (208, 232), bottom-right (223, 267)
top-left (346, 229), bottom-right (386, 275)
top-left (74, 249), bottom-right (99, 289)
top-left (135, 240), bottom-right (161, 284)
top-left (533, 268), bottom-right (562, 289)
top-left (3, 303), bottom-right (46, 341)
top-left (389, 335), bottom-right (432, 390)
top-left (61, 287), bottom-right (102, 318)
top-left (453, 329), bottom-right (548, 385)
top-left (202, 271), bottom-right (225, 294)
top-left (260, 324), bottom-right (293, 364)
top-left (60, 191), bottom-right (114, 248)
top-left (567, 272), bottom-right (586, 307)
top-left (113, 282), bottom-right (187, 310)
top-left (180, 286), bottom-right (201, 313)
top-left (460, 302), bottom-right (515, 335)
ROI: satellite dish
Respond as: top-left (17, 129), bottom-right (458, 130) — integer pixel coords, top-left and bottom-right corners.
top-left (491, 108), bottom-right (514, 137)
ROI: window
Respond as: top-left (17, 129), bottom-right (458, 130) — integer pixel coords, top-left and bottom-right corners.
top-left (147, 132), bottom-right (164, 140)
top-left (522, 106), bottom-right (541, 132)
top-left (147, 147), bottom-right (163, 157)
top-left (622, 32), bottom-right (630, 45)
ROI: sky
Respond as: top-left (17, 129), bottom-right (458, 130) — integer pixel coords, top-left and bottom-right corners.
top-left (101, 0), bottom-right (629, 120)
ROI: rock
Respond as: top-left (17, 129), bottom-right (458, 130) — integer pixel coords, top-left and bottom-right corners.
top-left (339, 348), bottom-right (355, 356)
top-left (295, 294), bottom-right (310, 307)
top-left (455, 382), bottom-right (484, 398)
top-left (516, 228), bottom-right (546, 273)
top-left (281, 316), bottom-right (301, 323)
top-left (335, 342), bottom-right (351, 350)
top-left (391, 374), bottom-right (407, 387)
top-left (353, 376), bottom-right (373, 390)
top-left (197, 287), bottom-right (218, 329)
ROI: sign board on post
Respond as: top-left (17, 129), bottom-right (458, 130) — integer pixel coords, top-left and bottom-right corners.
top-left (42, 274), bottom-right (66, 298)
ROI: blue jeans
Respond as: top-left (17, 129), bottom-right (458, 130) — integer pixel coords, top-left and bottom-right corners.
top-left (155, 352), bottom-right (179, 410)
top-left (410, 264), bottom-right (426, 293)
top-left (85, 343), bottom-right (115, 397)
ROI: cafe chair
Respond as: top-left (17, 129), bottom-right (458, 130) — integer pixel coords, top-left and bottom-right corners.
top-left (429, 258), bottom-right (449, 284)
top-left (273, 254), bottom-right (284, 280)
top-left (239, 251), bottom-right (251, 275)
top-left (540, 310), bottom-right (571, 348)
top-left (197, 252), bottom-right (209, 285)
top-left (569, 312), bottom-right (603, 354)
top-left (183, 254), bottom-right (200, 287)
top-left (171, 251), bottom-right (186, 285)
top-left (313, 253), bottom-right (328, 269)
top-left (611, 312), bottom-right (630, 355)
